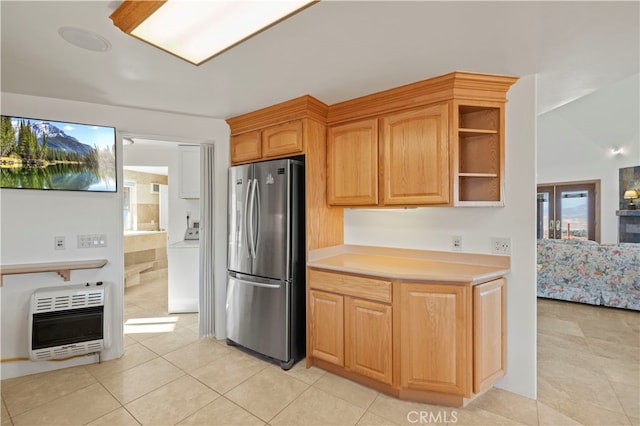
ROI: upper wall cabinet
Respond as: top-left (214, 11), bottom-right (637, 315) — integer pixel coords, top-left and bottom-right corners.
top-left (230, 120), bottom-right (304, 164)
top-left (226, 95), bottom-right (345, 252)
top-left (327, 105), bottom-right (449, 207)
top-left (380, 104), bottom-right (449, 206)
top-left (327, 118), bottom-right (379, 206)
top-left (227, 96), bottom-right (329, 165)
top-left (262, 120), bottom-right (304, 159)
top-left (455, 102), bottom-right (504, 206)
top-left (327, 72), bottom-right (518, 207)
top-left (230, 130), bottom-right (261, 164)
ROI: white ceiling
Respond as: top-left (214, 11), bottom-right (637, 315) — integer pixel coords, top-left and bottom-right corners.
top-left (1, 1), bottom-right (638, 120)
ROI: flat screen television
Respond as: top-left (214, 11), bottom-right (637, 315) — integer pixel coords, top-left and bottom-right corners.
top-left (1, 115), bottom-right (116, 192)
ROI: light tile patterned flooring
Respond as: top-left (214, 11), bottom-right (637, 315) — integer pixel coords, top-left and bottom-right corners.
top-left (2, 278), bottom-right (638, 425)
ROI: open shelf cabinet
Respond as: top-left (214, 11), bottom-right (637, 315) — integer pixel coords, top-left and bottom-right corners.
top-left (456, 104), bottom-right (504, 205)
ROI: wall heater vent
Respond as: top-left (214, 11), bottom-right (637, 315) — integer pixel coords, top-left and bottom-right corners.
top-left (29, 283), bottom-right (110, 361)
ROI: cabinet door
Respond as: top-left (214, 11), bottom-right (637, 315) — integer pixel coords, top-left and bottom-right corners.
top-left (399, 283), bottom-right (469, 396)
top-left (178, 145), bottom-right (200, 199)
top-left (309, 290), bottom-right (344, 366)
top-left (231, 131), bottom-right (261, 164)
top-left (473, 278), bottom-right (505, 393)
top-left (327, 119), bottom-right (378, 206)
top-left (380, 104), bottom-right (449, 205)
top-left (262, 120), bottom-right (303, 158)
top-left (345, 297), bottom-right (393, 385)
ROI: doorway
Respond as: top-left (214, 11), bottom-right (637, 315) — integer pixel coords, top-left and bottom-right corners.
top-left (536, 180), bottom-right (600, 242)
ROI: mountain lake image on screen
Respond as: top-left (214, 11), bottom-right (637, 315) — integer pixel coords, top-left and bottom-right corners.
top-left (0, 115), bottom-right (116, 192)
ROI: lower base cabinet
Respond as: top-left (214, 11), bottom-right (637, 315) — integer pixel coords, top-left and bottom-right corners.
top-left (345, 297), bottom-right (393, 385)
top-left (307, 268), bottom-right (506, 407)
top-left (309, 289), bottom-right (344, 366)
top-left (399, 283), bottom-right (469, 395)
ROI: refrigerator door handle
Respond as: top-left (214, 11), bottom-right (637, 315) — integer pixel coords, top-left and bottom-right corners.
top-left (254, 179), bottom-right (261, 257)
top-left (243, 176), bottom-right (252, 259)
top-left (232, 277), bottom-right (282, 290)
top-left (247, 178), bottom-right (258, 259)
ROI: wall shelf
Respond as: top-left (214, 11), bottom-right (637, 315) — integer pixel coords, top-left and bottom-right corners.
top-left (0, 259), bottom-right (108, 286)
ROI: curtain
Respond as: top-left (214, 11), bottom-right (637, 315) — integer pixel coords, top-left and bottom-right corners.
top-left (199, 143), bottom-right (216, 337)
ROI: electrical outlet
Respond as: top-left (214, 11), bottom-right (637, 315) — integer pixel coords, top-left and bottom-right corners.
top-left (452, 235), bottom-right (462, 251)
top-left (491, 237), bottom-right (511, 255)
top-left (54, 236), bottom-right (65, 250)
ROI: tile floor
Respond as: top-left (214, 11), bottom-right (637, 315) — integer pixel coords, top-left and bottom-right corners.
top-left (1, 278), bottom-right (638, 425)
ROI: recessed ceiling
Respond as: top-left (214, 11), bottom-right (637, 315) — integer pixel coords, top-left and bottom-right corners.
top-left (1, 1), bottom-right (638, 119)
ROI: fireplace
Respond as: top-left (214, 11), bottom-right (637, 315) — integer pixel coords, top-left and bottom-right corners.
top-left (29, 282), bottom-right (111, 361)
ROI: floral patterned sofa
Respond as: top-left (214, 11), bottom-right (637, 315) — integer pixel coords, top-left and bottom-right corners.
top-left (537, 239), bottom-right (640, 311)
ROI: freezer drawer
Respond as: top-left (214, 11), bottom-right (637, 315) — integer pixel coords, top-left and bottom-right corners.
top-left (226, 272), bottom-right (289, 362)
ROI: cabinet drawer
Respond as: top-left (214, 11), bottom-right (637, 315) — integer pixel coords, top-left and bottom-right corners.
top-left (308, 269), bottom-right (391, 303)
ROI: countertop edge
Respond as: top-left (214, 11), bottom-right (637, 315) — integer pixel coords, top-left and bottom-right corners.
top-left (307, 261), bottom-right (508, 285)
top-left (307, 244), bottom-right (510, 284)
top-left (309, 244), bottom-right (510, 269)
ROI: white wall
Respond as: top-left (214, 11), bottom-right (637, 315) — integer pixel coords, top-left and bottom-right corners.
top-left (344, 76), bottom-right (538, 399)
top-left (537, 73), bottom-right (640, 243)
top-left (0, 93), bottom-right (229, 379)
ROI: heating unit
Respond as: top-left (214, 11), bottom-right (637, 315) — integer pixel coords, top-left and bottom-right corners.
top-left (28, 282), bottom-right (111, 361)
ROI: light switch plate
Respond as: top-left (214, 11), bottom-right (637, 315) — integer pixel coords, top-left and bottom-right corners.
top-left (78, 234), bottom-right (107, 248)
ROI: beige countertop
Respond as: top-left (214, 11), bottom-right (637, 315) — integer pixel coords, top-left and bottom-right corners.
top-left (308, 245), bottom-right (510, 284)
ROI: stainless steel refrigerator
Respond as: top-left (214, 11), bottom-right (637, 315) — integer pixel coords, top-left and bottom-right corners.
top-left (226, 157), bottom-right (305, 369)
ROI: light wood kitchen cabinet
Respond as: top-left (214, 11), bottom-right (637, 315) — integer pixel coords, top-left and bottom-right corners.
top-left (326, 71), bottom-right (518, 207)
top-left (455, 103), bottom-right (505, 205)
top-left (307, 261), bottom-right (506, 407)
top-left (308, 269), bottom-right (393, 385)
top-left (309, 289), bottom-right (344, 366)
top-left (380, 104), bottom-right (449, 205)
top-left (399, 283), bottom-right (469, 396)
top-left (345, 297), bottom-right (393, 385)
top-left (327, 104), bottom-right (449, 207)
top-left (226, 95), bottom-right (344, 253)
top-left (262, 120), bottom-right (304, 158)
top-left (473, 278), bottom-right (506, 393)
top-left (327, 119), bottom-right (378, 206)
top-left (230, 130), bottom-right (261, 164)
top-left (229, 121), bottom-right (303, 164)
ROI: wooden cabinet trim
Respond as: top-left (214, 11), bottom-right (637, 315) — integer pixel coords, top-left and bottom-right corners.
top-left (328, 72), bottom-right (518, 126)
top-left (227, 95), bottom-right (328, 136)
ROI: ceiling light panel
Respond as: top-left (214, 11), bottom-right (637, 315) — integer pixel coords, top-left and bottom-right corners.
top-left (112, 0), bottom-right (314, 65)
